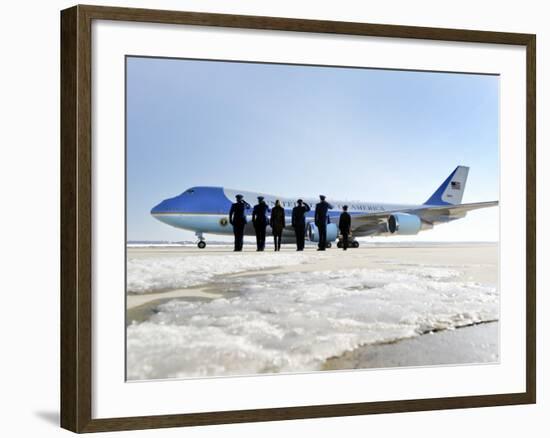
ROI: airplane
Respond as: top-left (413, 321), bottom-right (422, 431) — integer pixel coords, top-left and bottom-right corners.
top-left (150, 166), bottom-right (498, 249)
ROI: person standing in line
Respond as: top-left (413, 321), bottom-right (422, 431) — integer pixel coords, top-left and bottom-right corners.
top-left (252, 196), bottom-right (270, 251)
top-left (270, 199), bottom-right (285, 251)
top-left (228, 194), bottom-right (249, 252)
top-left (338, 205), bottom-right (351, 250)
top-left (291, 199), bottom-right (310, 251)
top-left (314, 195), bottom-right (333, 251)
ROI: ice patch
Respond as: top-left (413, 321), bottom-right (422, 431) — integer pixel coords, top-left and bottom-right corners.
top-left (403, 266), bottom-right (460, 280)
top-left (126, 252), bottom-right (318, 294)
top-left (127, 267), bottom-right (498, 380)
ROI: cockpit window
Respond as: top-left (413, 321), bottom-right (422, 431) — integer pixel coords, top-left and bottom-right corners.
top-left (183, 189), bottom-right (195, 195)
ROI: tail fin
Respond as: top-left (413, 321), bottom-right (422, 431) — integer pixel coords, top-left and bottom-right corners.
top-left (424, 166), bottom-right (469, 206)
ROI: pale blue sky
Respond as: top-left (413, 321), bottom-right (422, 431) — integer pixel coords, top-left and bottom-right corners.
top-left (126, 56), bottom-right (499, 241)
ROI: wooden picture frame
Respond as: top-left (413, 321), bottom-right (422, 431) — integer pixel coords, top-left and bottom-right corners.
top-left (60, 4), bottom-right (536, 433)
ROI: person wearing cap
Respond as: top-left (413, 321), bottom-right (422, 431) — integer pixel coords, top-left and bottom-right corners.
top-left (270, 199), bottom-right (285, 251)
top-left (229, 194), bottom-right (249, 251)
top-left (252, 196), bottom-right (270, 251)
top-left (314, 195), bottom-right (333, 251)
top-left (291, 199), bottom-right (310, 251)
top-left (338, 205), bottom-right (352, 250)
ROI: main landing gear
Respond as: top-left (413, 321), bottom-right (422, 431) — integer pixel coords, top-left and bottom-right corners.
top-left (196, 231), bottom-right (206, 249)
top-left (336, 239), bottom-right (359, 249)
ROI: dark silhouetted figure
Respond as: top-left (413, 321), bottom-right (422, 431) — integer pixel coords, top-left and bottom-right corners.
top-left (314, 195), bottom-right (333, 251)
top-left (252, 196), bottom-right (270, 251)
top-left (229, 194), bottom-right (249, 251)
top-left (339, 205), bottom-right (351, 251)
top-left (270, 200), bottom-right (285, 251)
top-left (292, 199), bottom-right (310, 251)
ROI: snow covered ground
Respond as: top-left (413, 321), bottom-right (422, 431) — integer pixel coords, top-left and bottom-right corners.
top-left (126, 244), bottom-right (499, 380)
top-left (127, 252), bottom-right (317, 293)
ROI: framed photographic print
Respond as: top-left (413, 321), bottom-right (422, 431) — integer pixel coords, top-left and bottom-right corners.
top-left (60, 4), bottom-right (536, 433)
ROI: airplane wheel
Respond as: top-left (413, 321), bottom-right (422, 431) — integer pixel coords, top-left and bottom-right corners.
top-left (352, 241), bottom-right (359, 248)
top-left (337, 241), bottom-right (343, 248)
top-left (197, 241), bottom-right (206, 249)
top-left (326, 242), bottom-right (332, 249)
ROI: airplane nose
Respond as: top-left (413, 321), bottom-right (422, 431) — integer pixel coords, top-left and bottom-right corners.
top-left (150, 195), bottom-right (184, 217)
top-left (150, 202), bottom-right (163, 216)
top-left (151, 197), bottom-right (182, 227)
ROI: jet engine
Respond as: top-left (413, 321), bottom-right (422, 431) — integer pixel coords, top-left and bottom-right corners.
top-left (307, 222), bottom-right (339, 243)
top-left (387, 213), bottom-right (422, 235)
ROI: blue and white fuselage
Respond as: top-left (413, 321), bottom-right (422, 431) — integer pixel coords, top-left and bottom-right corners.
top-left (150, 166), bottom-right (498, 248)
top-left (151, 187), bottom-right (406, 234)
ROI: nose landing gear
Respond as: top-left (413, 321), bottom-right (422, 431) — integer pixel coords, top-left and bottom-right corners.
top-left (196, 231), bottom-right (206, 249)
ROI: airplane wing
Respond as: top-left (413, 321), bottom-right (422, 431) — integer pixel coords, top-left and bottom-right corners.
top-left (413, 201), bottom-right (499, 223)
top-left (349, 201), bottom-right (498, 236)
